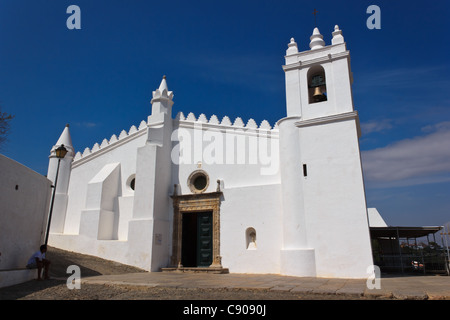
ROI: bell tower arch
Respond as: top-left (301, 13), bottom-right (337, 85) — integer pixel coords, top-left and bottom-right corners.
top-left (307, 65), bottom-right (327, 104)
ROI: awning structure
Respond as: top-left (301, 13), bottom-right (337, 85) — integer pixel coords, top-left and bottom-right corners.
top-left (369, 226), bottom-right (449, 275)
top-left (370, 226), bottom-right (443, 239)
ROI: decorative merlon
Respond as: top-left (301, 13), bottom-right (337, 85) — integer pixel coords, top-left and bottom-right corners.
top-left (233, 117), bottom-right (244, 127)
top-left (221, 116), bottom-right (232, 126)
top-left (198, 114), bottom-right (208, 123)
top-left (209, 115), bottom-right (219, 124)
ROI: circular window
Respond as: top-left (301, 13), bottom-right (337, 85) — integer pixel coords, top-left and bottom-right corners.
top-left (188, 170), bottom-right (209, 194)
top-left (193, 175), bottom-right (207, 190)
top-left (126, 174), bottom-right (136, 192)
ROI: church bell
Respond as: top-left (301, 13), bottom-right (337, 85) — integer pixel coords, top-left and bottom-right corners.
top-left (313, 86), bottom-right (324, 100)
top-left (310, 74), bottom-right (327, 102)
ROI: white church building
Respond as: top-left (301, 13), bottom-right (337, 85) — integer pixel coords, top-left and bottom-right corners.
top-left (47, 26), bottom-right (375, 279)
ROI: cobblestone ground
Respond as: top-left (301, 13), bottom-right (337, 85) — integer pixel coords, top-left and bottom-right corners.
top-left (1, 279), bottom-right (384, 300)
top-left (0, 247), bottom-right (388, 300)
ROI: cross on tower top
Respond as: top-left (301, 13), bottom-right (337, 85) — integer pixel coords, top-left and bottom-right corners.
top-left (313, 9), bottom-right (318, 27)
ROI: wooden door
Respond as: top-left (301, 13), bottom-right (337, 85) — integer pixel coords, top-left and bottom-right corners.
top-left (196, 212), bottom-right (213, 267)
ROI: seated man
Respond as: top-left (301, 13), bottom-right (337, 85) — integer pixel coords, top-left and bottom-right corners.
top-left (26, 245), bottom-right (51, 280)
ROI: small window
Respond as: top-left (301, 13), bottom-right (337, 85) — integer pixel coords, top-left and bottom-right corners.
top-left (126, 174), bottom-right (136, 191)
top-left (246, 228), bottom-right (257, 250)
top-left (188, 170), bottom-right (209, 194)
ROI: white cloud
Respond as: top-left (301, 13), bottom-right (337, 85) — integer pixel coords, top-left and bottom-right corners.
top-left (361, 122), bottom-right (450, 187)
top-left (421, 121), bottom-right (450, 133)
top-left (360, 119), bottom-right (393, 135)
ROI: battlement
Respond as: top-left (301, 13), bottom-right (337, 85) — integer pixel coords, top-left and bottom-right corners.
top-left (73, 112), bottom-right (278, 163)
top-left (176, 111), bottom-right (276, 131)
top-left (73, 120), bottom-right (148, 162)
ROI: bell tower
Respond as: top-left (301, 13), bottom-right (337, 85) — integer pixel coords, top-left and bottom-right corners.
top-left (278, 25), bottom-right (374, 278)
top-left (283, 26), bottom-right (354, 120)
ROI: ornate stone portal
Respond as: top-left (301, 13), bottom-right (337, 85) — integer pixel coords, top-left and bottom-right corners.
top-left (168, 191), bottom-right (226, 272)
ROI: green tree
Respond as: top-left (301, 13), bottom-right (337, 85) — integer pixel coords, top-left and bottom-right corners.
top-left (0, 107), bottom-right (14, 148)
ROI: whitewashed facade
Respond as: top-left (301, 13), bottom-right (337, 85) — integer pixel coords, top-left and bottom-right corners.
top-left (48, 26), bottom-right (374, 278)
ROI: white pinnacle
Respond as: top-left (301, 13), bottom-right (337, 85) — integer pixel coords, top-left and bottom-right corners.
top-left (331, 25), bottom-right (344, 45)
top-left (158, 75), bottom-right (168, 92)
top-left (286, 37), bottom-right (298, 55)
top-left (309, 27), bottom-right (325, 50)
top-left (52, 124), bottom-right (74, 157)
top-left (55, 124), bottom-right (73, 149)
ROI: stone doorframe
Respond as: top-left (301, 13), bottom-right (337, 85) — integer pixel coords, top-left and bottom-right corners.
top-left (170, 191), bottom-right (223, 269)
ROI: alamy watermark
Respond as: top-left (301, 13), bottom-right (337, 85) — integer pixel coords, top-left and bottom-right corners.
top-left (366, 265), bottom-right (381, 290)
top-left (65, 5), bottom-right (380, 31)
top-left (66, 5), bottom-right (81, 30)
top-left (66, 265), bottom-right (81, 290)
top-left (367, 5), bottom-right (381, 30)
top-left (171, 123), bottom-right (279, 176)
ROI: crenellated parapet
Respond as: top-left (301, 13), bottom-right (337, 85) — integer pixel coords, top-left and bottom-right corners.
top-left (73, 120), bottom-right (148, 162)
top-left (175, 111), bottom-right (278, 131)
top-left (73, 111), bottom-right (278, 163)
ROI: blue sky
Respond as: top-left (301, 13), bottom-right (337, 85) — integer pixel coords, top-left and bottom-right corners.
top-left (1, 1), bottom-right (449, 230)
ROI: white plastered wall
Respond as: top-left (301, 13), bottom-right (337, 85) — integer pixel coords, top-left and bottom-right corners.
top-left (171, 119), bottom-right (283, 273)
top-left (62, 132), bottom-right (147, 236)
top-left (219, 184), bottom-right (282, 274)
top-left (49, 130), bottom-right (152, 270)
top-left (0, 154), bottom-right (52, 270)
top-left (300, 118), bottom-right (374, 278)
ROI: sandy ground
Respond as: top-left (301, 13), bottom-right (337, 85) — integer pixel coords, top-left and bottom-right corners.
top-left (0, 247), bottom-right (386, 300)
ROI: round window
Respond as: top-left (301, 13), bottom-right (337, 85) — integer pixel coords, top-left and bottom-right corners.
top-left (127, 174), bottom-right (136, 192)
top-left (188, 170), bottom-right (209, 194)
top-left (193, 175), bottom-right (207, 191)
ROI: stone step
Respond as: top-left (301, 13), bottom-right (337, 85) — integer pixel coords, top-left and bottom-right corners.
top-left (160, 267), bottom-right (229, 274)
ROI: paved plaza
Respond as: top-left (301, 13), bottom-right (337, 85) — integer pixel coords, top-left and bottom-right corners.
top-left (80, 271), bottom-right (450, 300)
